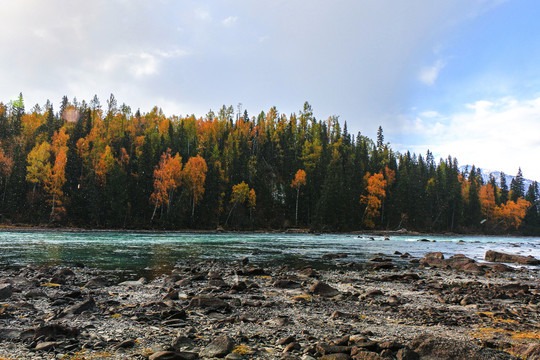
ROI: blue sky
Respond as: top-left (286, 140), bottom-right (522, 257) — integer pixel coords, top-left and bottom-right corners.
top-left (1, 0), bottom-right (539, 180)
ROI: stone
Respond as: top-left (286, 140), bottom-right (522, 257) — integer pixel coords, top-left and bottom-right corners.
top-left (162, 289), bottom-right (180, 301)
top-left (85, 276), bottom-right (110, 288)
top-left (20, 323), bottom-right (79, 341)
top-left (410, 334), bottom-right (520, 360)
top-left (317, 344), bottom-right (351, 355)
top-left (350, 350), bottom-right (383, 360)
top-left (116, 339), bottom-right (136, 348)
top-left (24, 289), bottom-right (48, 299)
top-left (320, 354), bottom-right (351, 360)
top-left (34, 341), bottom-right (60, 351)
top-left (509, 343), bottom-right (540, 360)
top-left (396, 348), bottom-right (420, 360)
top-left (150, 351), bottom-right (197, 360)
top-left (273, 280), bottom-right (302, 289)
top-left (0, 284), bottom-right (13, 300)
top-left (189, 295), bottom-right (229, 311)
top-left (64, 297), bottom-right (96, 314)
top-left (485, 250), bottom-right (540, 265)
top-left (424, 252), bottom-right (444, 259)
top-left (310, 281), bottom-right (340, 297)
top-left (277, 335), bottom-right (296, 346)
top-left (119, 277), bottom-right (147, 286)
top-left (200, 335), bottom-right (234, 358)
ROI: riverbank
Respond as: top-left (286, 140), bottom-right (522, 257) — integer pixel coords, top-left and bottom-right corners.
top-left (0, 223), bottom-right (533, 238)
top-left (0, 250), bottom-right (538, 359)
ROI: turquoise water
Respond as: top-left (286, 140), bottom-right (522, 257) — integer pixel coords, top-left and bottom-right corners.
top-left (0, 230), bottom-right (538, 279)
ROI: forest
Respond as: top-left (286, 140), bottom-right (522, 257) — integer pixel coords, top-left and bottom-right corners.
top-left (0, 93), bottom-right (538, 235)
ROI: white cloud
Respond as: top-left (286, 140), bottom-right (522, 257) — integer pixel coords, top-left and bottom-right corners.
top-left (409, 96), bottom-right (540, 181)
top-left (419, 59), bottom-right (446, 85)
top-left (222, 16), bottom-right (238, 27)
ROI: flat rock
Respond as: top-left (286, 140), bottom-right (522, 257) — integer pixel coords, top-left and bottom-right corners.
top-left (410, 334), bottom-right (519, 360)
top-left (188, 295), bottom-right (229, 311)
top-left (34, 341), bottom-right (60, 351)
top-left (200, 335), bottom-right (234, 358)
top-left (273, 279), bottom-right (302, 289)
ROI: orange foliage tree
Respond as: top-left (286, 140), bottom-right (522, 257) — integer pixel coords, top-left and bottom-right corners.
top-left (494, 198), bottom-right (530, 230)
top-left (150, 149), bottom-right (182, 221)
top-left (183, 155), bottom-right (208, 218)
top-left (0, 144), bottom-right (13, 203)
top-left (360, 170), bottom-right (390, 228)
top-left (479, 183), bottom-right (497, 220)
top-left (291, 169), bottom-right (307, 225)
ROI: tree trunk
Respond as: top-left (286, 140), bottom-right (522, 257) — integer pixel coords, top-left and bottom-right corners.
top-left (295, 187), bottom-right (299, 226)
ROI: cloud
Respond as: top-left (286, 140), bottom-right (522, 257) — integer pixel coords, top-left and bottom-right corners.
top-left (419, 59), bottom-right (446, 85)
top-left (404, 96), bottom-right (540, 181)
top-left (222, 16), bottom-right (238, 27)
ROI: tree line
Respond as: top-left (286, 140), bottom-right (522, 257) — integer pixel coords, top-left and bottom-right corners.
top-left (0, 93), bottom-right (538, 234)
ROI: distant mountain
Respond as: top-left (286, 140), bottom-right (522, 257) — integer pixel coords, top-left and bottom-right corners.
top-left (459, 165), bottom-right (535, 191)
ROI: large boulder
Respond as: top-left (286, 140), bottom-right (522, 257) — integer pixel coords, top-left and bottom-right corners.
top-left (485, 250), bottom-right (540, 265)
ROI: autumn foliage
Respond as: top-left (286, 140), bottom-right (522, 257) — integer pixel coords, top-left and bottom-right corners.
top-left (0, 95), bottom-right (536, 232)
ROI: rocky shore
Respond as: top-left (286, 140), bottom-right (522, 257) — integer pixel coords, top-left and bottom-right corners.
top-left (0, 250), bottom-right (538, 359)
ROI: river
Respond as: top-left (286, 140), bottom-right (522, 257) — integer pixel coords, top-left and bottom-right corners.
top-left (0, 230), bottom-right (538, 279)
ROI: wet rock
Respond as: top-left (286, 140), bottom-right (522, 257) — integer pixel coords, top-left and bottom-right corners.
top-left (273, 280), bottom-right (302, 289)
top-left (0, 284), bottom-right (13, 300)
top-left (189, 295), bottom-right (229, 311)
top-left (485, 250), bottom-right (540, 265)
top-left (64, 297), bottom-right (96, 314)
top-left (200, 335), bottom-right (234, 358)
top-left (310, 281), bottom-right (340, 297)
top-left (410, 334), bottom-right (519, 360)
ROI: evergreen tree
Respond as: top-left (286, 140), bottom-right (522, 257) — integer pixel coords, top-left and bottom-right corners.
top-left (510, 167), bottom-right (525, 201)
top-left (500, 172), bottom-right (509, 204)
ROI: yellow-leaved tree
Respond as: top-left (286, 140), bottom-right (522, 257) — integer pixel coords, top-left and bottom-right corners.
top-left (183, 155), bottom-right (208, 219)
top-left (291, 169), bottom-right (307, 226)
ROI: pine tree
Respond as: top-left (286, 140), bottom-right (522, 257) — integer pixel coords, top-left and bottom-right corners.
top-left (510, 168), bottom-right (524, 201)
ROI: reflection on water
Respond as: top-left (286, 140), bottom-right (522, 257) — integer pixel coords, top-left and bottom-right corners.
top-left (0, 230), bottom-right (538, 279)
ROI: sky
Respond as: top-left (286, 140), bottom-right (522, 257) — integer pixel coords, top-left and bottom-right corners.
top-left (1, 0), bottom-right (539, 180)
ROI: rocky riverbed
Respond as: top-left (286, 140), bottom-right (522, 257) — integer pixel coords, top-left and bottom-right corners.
top-left (0, 250), bottom-right (538, 359)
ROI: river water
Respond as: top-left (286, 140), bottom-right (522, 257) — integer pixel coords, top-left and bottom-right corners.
top-left (0, 230), bottom-right (538, 279)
